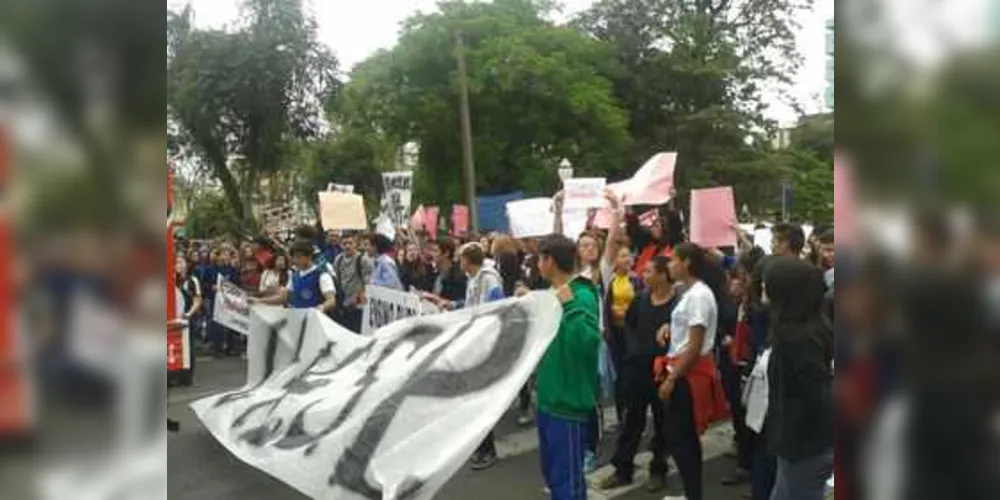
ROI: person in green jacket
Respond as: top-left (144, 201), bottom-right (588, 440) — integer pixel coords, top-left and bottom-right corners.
top-left (535, 234), bottom-right (602, 500)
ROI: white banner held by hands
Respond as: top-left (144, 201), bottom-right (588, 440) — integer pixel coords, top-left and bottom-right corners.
top-left (213, 277), bottom-right (251, 335)
top-left (563, 178), bottom-right (606, 209)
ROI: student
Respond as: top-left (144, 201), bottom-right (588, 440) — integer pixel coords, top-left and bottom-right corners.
top-left (457, 242), bottom-right (507, 470)
top-left (535, 235), bottom-right (602, 500)
top-left (427, 238), bottom-right (468, 305)
top-left (628, 207), bottom-right (684, 276)
top-left (175, 255), bottom-right (203, 375)
top-left (400, 241), bottom-right (435, 292)
top-left (655, 243), bottom-right (729, 500)
top-left (370, 233), bottom-right (404, 290)
top-left (255, 241), bottom-right (338, 313)
top-left (763, 257), bottom-right (834, 500)
top-left (600, 256), bottom-right (676, 493)
top-left (332, 233), bottom-right (373, 333)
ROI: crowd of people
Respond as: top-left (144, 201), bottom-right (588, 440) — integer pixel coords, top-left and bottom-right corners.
top-left (172, 189), bottom-right (837, 500)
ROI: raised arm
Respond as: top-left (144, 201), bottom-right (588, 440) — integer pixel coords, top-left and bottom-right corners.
top-left (601, 189), bottom-right (624, 266)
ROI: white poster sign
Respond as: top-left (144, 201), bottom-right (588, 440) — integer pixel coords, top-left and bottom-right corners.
top-left (506, 198), bottom-right (554, 238)
top-left (213, 277), bottom-right (251, 335)
top-left (562, 207), bottom-right (590, 239)
top-left (191, 293), bottom-right (562, 500)
top-left (563, 178), bottom-right (607, 209)
top-left (361, 284), bottom-right (437, 336)
top-left (381, 171), bottom-right (414, 228)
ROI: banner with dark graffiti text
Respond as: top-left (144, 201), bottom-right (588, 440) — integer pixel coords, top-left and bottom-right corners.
top-left (190, 292), bottom-right (562, 500)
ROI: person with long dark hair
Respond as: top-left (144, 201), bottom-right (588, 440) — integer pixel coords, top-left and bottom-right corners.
top-left (763, 257), bottom-right (834, 500)
top-left (400, 241), bottom-right (435, 292)
top-left (629, 207), bottom-right (685, 276)
top-left (655, 243), bottom-right (729, 500)
top-left (599, 255), bottom-right (676, 493)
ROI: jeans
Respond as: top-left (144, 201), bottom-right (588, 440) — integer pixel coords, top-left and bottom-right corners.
top-left (538, 411), bottom-right (588, 500)
top-left (770, 450), bottom-right (834, 500)
top-left (663, 378), bottom-right (703, 500)
top-left (611, 360), bottom-right (668, 480)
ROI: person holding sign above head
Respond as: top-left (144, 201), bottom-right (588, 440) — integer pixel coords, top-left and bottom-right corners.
top-left (534, 235), bottom-right (602, 500)
top-left (254, 241), bottom-right (337, 314)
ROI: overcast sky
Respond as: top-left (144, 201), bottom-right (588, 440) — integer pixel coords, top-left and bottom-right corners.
top-left (176, 0), bottom-right (1000, 127)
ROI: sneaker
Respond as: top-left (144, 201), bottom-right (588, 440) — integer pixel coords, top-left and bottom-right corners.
top-left (645, 474), bottom-right (667, 493)
top-left (516, 411), bottom-right (534, 426)
top-left (470, 451), bottom-right (497, 471)
top-left (583, 451), bottom-right (597, 473)
top-left (598, 474), bottom-right (632, 490)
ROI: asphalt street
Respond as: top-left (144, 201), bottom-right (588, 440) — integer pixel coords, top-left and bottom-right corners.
top-left (167, 356), bottom-right (752, 500)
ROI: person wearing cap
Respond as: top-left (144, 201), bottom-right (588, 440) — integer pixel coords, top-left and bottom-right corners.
top-left (370, 230), bottom-right (404, 291)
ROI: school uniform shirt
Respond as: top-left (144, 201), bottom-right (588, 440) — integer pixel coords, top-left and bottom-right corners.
top-left (177, 273), bottom-right (203, 316)
top-left (286, 265), bottom-right (336, 308)
top-left (668, 280), bottom-right (718, 357)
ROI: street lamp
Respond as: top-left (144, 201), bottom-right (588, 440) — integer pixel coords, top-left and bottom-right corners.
top-left (558, 158), bottom-right (573, 183)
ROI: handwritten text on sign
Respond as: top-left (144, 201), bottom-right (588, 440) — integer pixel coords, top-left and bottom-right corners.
top-left (382, 172), bottom-right (414, 228)
top-left (213, 278), bottom-right (251, 335)
top-left (361, 285), bottom-right (438, 336)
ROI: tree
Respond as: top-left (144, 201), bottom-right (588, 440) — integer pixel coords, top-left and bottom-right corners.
top-left (167, 0), bottom-right (339, 225)
top-left (334, 0), bottom-right (630, 207)
top-left (574, 0), bottom-right (813, 212)
top-left (183, 190), bottom-right (245, 239)
top-left (296, 131), bottom-right (396, 217)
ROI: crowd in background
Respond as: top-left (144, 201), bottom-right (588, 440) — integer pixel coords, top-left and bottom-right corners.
top-left (171, 189), bottom-right (838, 500)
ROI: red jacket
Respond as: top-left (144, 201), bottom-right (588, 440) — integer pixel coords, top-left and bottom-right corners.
top-left (654, 353), bottom-right (731, 435)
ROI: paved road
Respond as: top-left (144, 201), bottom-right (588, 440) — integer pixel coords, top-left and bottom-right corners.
top-left (168, 356), bottom-right (751, 500)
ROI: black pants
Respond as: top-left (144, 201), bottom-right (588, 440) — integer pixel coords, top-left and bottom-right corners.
top-left (475, 431), bottom-right (496, 456)
top-left (338, 307), bottom-right (363, 334)
top-left (663, 377), bottom-right (703, 500)
top-left (719, 350), bottom-right (753, 471)
top-left (752, 432), bottom-right (776, 500)
top-left (611, 360), bottom-right (668, 480)
top-left (606, 324), bottom-right (628, 422)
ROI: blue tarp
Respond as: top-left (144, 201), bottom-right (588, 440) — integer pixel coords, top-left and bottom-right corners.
top-left (476, 191), bottom-right (523, 233)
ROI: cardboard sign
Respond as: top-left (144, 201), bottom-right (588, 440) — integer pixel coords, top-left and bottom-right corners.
top-left (507, 198), bottom-right (555, 238)
top-left (563, 178), bottom-right (607, 209)
top-left (213, 277), bottom-right (251, 336)
top-left (689, 186), bottom-right (738, 249)
top-left (318, 192), bottom-right (367, 231)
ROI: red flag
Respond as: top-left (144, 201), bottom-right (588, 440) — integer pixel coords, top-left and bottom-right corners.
top-left (425, 206), bottom-right (440, 237)
top-left (452, 205), bottom-right (469, 236)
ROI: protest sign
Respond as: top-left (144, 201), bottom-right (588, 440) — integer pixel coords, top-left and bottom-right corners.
top-left (834, 152), bottom-right (855, 244)
top-left (563, 178), bottom-right (606, 209)
top-left (361, 285), bottom-right (432, 336)
top-left (213, 277), bottom-right (251, 335)
top-left (754, 227), bottom-right (773, 255)
top-left (452, 205), bottom-right (469, 235)
top-left (410, 204), bottom-right (426, 230)
top-left (689, 186), bottom-right (738, 249)
top-left (608, 152), bottom-right (677, 206)
top-left (382, 172), bottom-right (414, 228)
top-left (425, 206), bottom-right (440, 236)
top-left (327, 183), bottom-right (355, 194)
top-left (318, 192), bottom-right (367, 231)
top-left (561, 207), bottom-right (590, 240)
top-left (506, 198), bottom-right (554, 238)
top-left (191, 293), bottom-right (562, 500)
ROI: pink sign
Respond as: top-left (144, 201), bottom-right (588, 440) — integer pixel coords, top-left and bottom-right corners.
top-left (834, 152), bottom-right (855, 244)
top-left (410, 204), bottom-right (426, 230)
top-left (592, 152), bottom-right (677, 228)
top-left (425, 206), bottom-right (440, 237)
top-left (689, 186), bottom-right (737, 249)
top-left (452, 205), bottom-right (469, 236)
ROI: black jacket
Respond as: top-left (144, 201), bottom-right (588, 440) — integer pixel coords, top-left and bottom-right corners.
top-left (764, 257), bottom-right (834, 461)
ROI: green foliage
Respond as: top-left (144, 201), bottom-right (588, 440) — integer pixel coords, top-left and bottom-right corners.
top-left (167, 0), bottom-right (339, 223)
top-left (295, 131), bottom-right (396, 216)
top-left (184, 190), bottom-right (247, 239)
top-left (335, 0), bottom-right (630, 206)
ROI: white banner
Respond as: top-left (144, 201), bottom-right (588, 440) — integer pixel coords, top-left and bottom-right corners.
top-left (506, 198), bottom-right (554, 238)
top-left (213, 277), bottom-right (251, 335)
top-left (381, 171), bottom-right (414, 228)
top-left (361, 285), bottom-right (438, 336)
top-left (191, 292), bottom-right (562, 500)
top-left (563, 177), bottom-right (606, 209)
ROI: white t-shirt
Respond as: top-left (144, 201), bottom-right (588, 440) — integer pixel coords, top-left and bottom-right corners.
top-left (668, 280), bottom-right (718, 357)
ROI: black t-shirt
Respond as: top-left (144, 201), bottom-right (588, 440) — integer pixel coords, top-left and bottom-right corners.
top-left (623, 290), bottom-right (678, 360)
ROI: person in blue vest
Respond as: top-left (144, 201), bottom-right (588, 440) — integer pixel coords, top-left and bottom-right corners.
top-left (255, 241), bottom-right (338, 313)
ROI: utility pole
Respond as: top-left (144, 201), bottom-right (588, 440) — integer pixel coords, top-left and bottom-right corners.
top-left (454, 29), bottom-right (479, 233)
